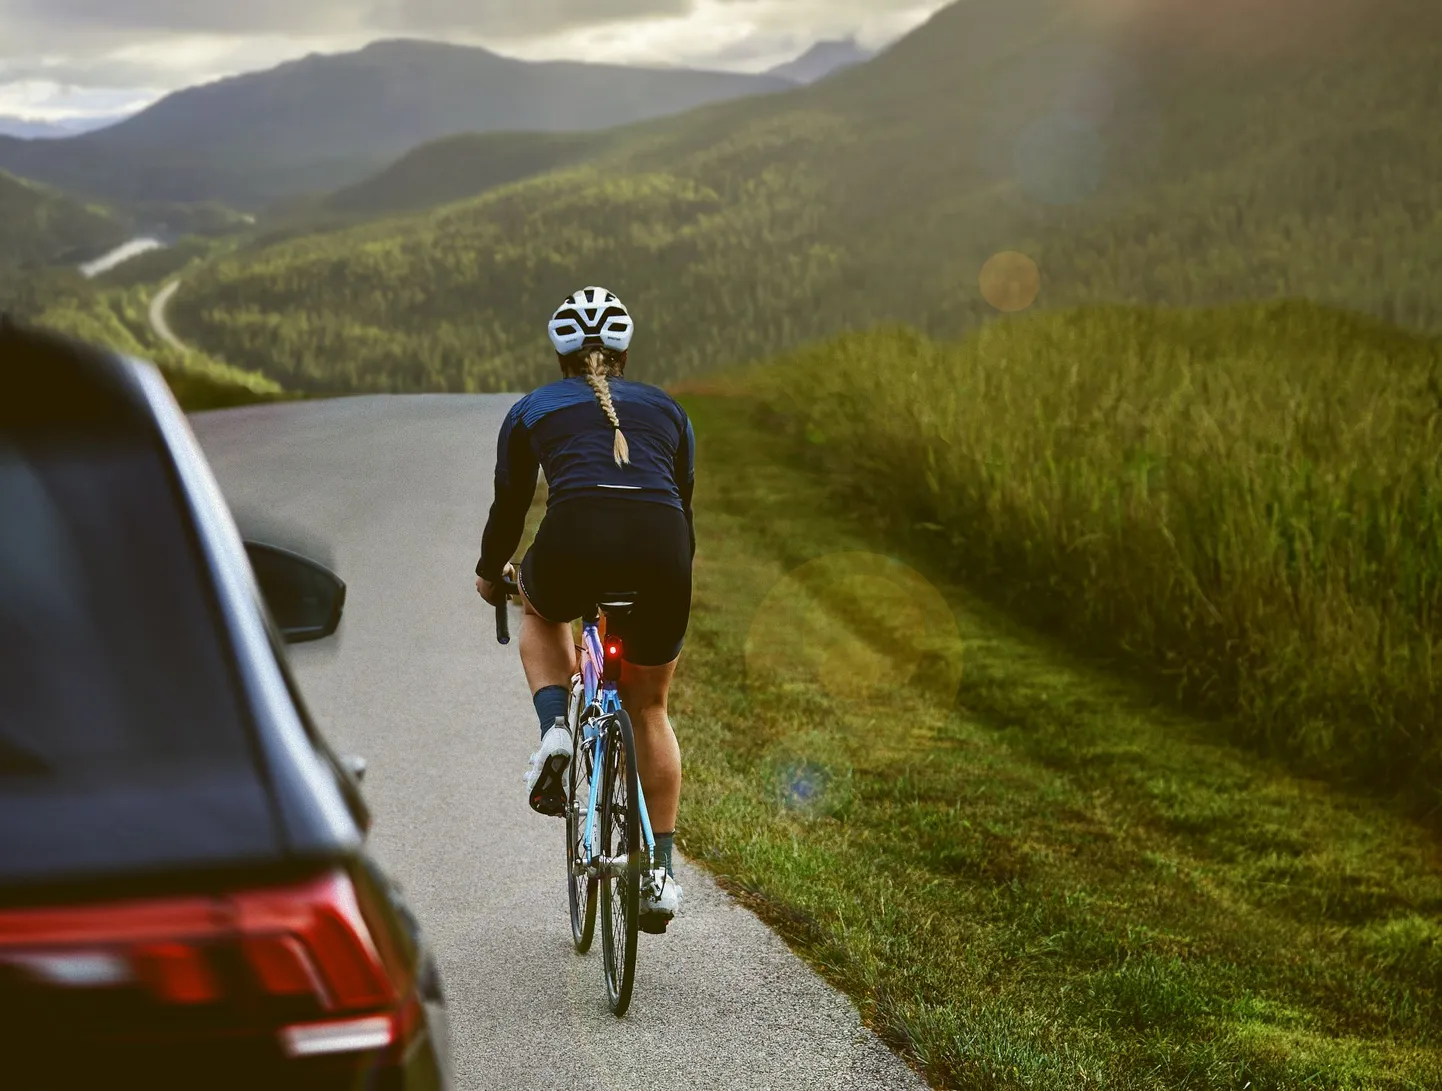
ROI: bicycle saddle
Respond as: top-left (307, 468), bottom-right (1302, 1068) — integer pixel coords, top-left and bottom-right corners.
top-left (596, 592), bottom-right (639, 616)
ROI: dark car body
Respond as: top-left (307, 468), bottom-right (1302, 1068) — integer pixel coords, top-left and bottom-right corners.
top-left (0, 321), bottom-right (451, 1089)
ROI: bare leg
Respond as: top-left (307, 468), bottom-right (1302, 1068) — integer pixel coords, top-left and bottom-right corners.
top-left (619, 659), bottom-right (681, 833)
top-left (518, 592), bottom-right (576, 698)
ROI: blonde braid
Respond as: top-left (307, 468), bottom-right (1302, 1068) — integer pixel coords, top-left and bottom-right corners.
top-left (583, 348), bottom-right (630, 466)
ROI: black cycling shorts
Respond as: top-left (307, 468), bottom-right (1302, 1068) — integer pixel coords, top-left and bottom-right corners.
top-left (518, 497), bottom-right (692, 667)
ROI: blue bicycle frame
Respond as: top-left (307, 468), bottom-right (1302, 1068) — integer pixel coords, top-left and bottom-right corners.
top-left (575, 619), bottom-right (656, 875)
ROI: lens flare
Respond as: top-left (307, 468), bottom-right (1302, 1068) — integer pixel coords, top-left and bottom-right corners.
top-left (979, 251), bottom-right (1042, 313)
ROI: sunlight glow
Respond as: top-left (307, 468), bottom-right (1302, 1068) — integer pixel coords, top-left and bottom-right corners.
top-left (0, 80), bottom-right (161, 121)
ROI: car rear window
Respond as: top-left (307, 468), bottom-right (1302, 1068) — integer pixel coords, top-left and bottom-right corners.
top-left (0, 429), bottom-right (278, 885)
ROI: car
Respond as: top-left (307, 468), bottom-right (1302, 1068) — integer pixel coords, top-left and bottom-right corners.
top-left (0, 319), bottom-right (452, 1090)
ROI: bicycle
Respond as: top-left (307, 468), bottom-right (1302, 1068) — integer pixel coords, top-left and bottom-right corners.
top-left (494, 577), bottom-right (659, 1016)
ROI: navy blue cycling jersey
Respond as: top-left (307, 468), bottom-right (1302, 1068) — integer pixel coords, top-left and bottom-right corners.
top-left (476, 376), bottom-right (696, 582)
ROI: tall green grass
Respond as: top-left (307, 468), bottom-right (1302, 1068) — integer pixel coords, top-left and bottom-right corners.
top-left (744, 301), bottom-right (1442, 800)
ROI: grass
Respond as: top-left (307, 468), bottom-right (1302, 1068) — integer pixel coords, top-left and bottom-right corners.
top-left (662, 391), bottom-right (1442, 1089)
top-left (731, 302), bottom-right (1442, 807)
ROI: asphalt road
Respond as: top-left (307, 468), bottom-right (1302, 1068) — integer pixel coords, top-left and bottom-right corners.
top-left (190, 395), bottom-right (928, 1091)
top-left (149, 281), bottom-right (187, 354)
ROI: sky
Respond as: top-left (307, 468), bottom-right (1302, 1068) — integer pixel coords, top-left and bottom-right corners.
top-left (0, 0), bottom-right (950, 121)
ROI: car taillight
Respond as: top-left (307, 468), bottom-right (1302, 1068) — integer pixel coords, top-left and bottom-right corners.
top-left (235, 870), bottom-right (396, 1013)
top-left (134, 942), bottom-right (222, 1005)
top-left (0, 869), bottom-right (412, 1060)
top-left (0, 893), bottom-right (226, 1005)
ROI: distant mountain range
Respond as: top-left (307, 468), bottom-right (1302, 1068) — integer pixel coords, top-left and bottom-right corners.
top-left (172, 0), bottom-right (1442, 397)
top-left (289, 37), bottom-right (879, 222)
top-left (0, 114), bottom-right (134, 139)
top-left (0, 40), bottom-right (794, 208)
top-left (766, 39), bottom-right (874, 84)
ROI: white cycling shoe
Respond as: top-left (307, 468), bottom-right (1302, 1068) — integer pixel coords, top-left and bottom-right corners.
top-left (524, 719), bottom-right (572, 817)
top-left (639, 868), bottom-right (681, 934)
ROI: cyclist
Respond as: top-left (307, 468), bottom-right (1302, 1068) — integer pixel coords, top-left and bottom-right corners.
top-left (476, 287), bottom-right (693, 932)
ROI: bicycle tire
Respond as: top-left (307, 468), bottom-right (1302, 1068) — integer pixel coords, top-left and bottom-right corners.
top-left (598, 709), bottom-right (640, 1016)
top-left (567, 713), bottom-right (599, 954)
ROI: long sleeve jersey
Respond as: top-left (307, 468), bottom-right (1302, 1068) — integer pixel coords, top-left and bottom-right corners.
top-left (476, 376), bottom-right (696, 582)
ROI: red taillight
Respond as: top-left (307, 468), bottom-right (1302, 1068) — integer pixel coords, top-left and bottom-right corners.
top-left (244, 933), bottom-right (325, 1000)
top-left (0, 869), bottom-right (408, 1058)
top-left (134, 942), bottom-right (221, 1005)
top-left (235, 871), bottom-right (395, 1012)
top-left (0, 893), bottom-right (226, 1005)
top-left (603, 635), bottom-right (624, 682)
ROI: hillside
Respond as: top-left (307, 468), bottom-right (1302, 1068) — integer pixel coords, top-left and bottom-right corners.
top-left (172, 0), bottom-right (1442, 394)
top-left (0, 171), bottom-right (128, 269)
top-left (765, 39), bottom-right (873, 84)
top-left (320, 130), bottom-right (609, 219)
top-left (0, 40), bottom-right (794, 208)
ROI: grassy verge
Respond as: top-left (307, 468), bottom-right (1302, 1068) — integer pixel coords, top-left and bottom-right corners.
top-left (669, 392), bottom-right (1442, 1089)
top-left (726, 303), bottom-right (1442, 807)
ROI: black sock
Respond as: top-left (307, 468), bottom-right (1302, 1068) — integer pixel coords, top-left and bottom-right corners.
top-left (533, 686), bottom-right (569, 738)
top-left (655, 831), bottom-right (675, 878)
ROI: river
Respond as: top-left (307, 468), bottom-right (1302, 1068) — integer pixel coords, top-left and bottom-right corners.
top-left (79, 237), bottom-right (166, 279)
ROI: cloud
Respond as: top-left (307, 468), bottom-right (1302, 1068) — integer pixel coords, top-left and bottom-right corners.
top-left (2, 0), bottom-right (692, 43)
top-left (0, 81), bottom-right (162, 121)
top-left (0, 0), bottom-right (946, 113)
top-left (493, 0), bottom-right (941, 72)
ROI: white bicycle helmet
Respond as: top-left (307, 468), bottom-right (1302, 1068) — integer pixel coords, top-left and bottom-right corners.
top-left (548, 286), bottom-right (634, 356)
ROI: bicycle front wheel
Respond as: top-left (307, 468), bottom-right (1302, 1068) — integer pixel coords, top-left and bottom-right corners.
top-left (598, 709), bottom-right (640, 1016)
top-left (567, 714), bottom-right (598, 954)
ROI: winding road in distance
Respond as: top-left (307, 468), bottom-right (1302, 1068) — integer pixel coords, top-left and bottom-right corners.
top-left (190, 396), bottom-right (928, 1091)
top-left (149, 280), bottom-right (189, 354)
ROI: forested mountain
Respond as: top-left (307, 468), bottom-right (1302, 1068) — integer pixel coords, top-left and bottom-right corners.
top-left (320, 131), bottom-right (609, 219)
top-left (0, 40), bottom-right (794, 208)
top-left (765, 39), bottom-right (874, 84)
top-left (173, 0), bottom-right (1442, 394)
top-left (300, 40), bottom-right (874, 222)
top-left (0, 171), bottom-right (128, 269)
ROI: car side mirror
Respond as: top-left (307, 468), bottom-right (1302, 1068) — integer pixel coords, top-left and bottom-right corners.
top-left (244, 540), bottom-right (346, 643)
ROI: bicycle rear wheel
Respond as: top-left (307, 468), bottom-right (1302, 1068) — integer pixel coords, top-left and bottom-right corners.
top-left (567, 714), bottom-right (598, 954)
top-left (598, 709), bottom-right (640, 1016)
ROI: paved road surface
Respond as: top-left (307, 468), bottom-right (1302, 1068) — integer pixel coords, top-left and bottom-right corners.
top-left (149, 281), bottom-right (188, 354)
top-left (191, 395), bottom-right (927, 1091)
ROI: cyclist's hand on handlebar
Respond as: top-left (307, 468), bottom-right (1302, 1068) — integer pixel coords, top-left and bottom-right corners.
top-left (476, 563), bottom-right (516, 607)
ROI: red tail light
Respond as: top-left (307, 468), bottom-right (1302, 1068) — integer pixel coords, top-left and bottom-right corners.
top-left (235, 870), bottom-right (395, 1012)
top-left (135, 942), bottom-right (222, 1004)
top-left (0, 869), bottom-right (412, 1059)
top-left (603, 635), bottom-right (624, 681)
